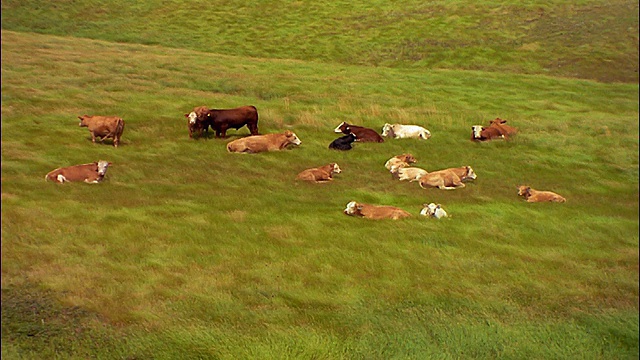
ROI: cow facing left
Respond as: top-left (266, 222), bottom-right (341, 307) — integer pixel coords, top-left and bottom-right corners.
top-left (78, 115), bottom-right (125, 147)
top-left (45, 160), bottom-right (111, 184)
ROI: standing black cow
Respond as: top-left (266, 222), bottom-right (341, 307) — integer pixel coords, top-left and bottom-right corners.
top-left (329, 133), bottom-right (357, 151)
top-left (206, 106), bottom-right (259, 138)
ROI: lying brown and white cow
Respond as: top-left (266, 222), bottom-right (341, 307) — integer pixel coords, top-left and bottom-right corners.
top-left (471, 118), bottom-right (518, 141)
top-left (226, 130), bottom-right (301, 153)
top-left (517, 185), bottom-right (566, 203)
top-left (489, 118), bottom-right (518, 137)
top-left (384, 153), bottom-right (417, 173)
top-left (206, 105), bottom-right (259, 138)
top-left (78, 115), bottom-right (125, 147)
top-left (343, 201), bottom-right (412, 220)
top-left (419, 166), bottom-right (477, 190)
top-left (296, 163), bottom-right (342, 182)
top-left (45, 160), bottom-right (111, 184)
top-left (333, 122), bottom-right (384, 143)
top-left (185, 106), bottom-right (212, 139)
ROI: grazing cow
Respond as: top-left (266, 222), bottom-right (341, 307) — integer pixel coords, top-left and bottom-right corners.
top-left (394, 167), bottom-right (429, 182)
top-left (226, 130), bottom-right (301, 153)
top-left (517, 185), bottom-right (566, 203)
top-left (419, 166), bottom-right (477, 190)
top-left (333, 122), bottom-right (384, 143)
top-left (420, 203), bottom-right (448, 219)
top-left (45, 160), bottom-right (111, 184)
top-left (384, 153), bottom-right (417, 173)
top-left (78, 115), bottom-right (125, 147)
top-left (381, 123), bottom-right (431, 140)
top-left (343, 201), bottom-right (412, 220)
top-left (206, 105), bottom-right (259, 138)
top-left (185, 106), bottom-right (212, 138)
top-left (296, 163), bottom-right (342, 182)
top-left (329, 133), bottom-right (357, 150)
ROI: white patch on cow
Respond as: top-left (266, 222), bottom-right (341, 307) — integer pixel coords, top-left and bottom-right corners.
top-left (333, 164), bottom-right (342, 174)
top-left (381, 123), bottom-right (393, 137)
top-left (333, 122), bottom-right (347, 133)
top-left (97, 160), bottom-right (111, 176)
top-left (290, 133), bottom-right (302, 145)
top-left (56, 174), bottom-right (67, 183)
top-left (420, 203), bottom-right (448, 219)
top-left (188, 111), bottom-right (198, 124)
top-left (344, 201), bottom-right (358, 215)
top-left (465, 166), bottom-right (477, 181)
top-left (471, 125), bottom-right (484, 139)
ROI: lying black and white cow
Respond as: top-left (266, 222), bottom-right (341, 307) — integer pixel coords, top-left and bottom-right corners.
top-left (45, 160), bottom-right (111, 184)
top-left (329, 133), bottom-right (357, 150)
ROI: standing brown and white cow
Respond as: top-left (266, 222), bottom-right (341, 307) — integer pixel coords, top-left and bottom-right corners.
top-left (45, 160), bottom-right (111, 184)
top-left (226, 130), bottom-right (301, 153)
top-left (185, 106), bottom-right (212, 139)
top-left (78, 115), bottom-right (125, 147)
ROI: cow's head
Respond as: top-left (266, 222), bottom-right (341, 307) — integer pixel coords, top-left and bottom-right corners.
top-left (464, 166), bottom-right (477, 181)
top-left (344, 201), bottom-right (364, 217)
top-left (381, 123), bottom-right (394, 137)
top-left (471, 125), bottom-right (484, 139)
top-left (420, 203), bottom-right (447, 219)
top-left (330, 163), bottom-right (342, 174)
top-left (78, 115), bottom-right (90, 127)
top-left (185, 111), bottom-right (198, 124)
top-left (399, 153), bottom-right (417, 164)
top-left (96, 160), bottom-right (112, 176)
top-left (517, 185), bottom-right (532, 198)
top-left (333, 122), bottom-right (348, 133)
top-left (284, 130), bottom-right (302, 146)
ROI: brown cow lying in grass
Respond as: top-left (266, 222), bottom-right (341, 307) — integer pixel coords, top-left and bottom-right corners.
top-left (334, 122), bottom-right (384, 143)
top-left (226, 130), bottom-right (301, 153)
top-left (296, 163), bottom-right (342, 182)
top-left (343, 201), bottom-right (412, 220)
top-left (419, 166), bottom-right (477, 190)
top-left (78, 115), bottom-right (125, 147)
top-left (518, 185), bottom-right (566, 203)
top-left (384, 153), bottom-right (417, 173)
top-left (471, 118), bottom-right (518, 142)
top-left (45, 160), bottom-right (111, 184)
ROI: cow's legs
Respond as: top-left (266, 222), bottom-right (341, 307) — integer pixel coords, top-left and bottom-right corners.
top-left (56, 174), bottom-right (67, 183)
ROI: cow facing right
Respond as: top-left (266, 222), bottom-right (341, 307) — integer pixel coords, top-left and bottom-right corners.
top-left (45, 160), bottom-right (111, 184)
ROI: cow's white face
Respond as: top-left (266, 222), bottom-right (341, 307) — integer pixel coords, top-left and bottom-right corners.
top-left (97, 160), bottom-right (111, 176)
top-left (471, 125), bottom-right (483, 139)
top-left (420, 203), bottom-right (447, 219)
top-left (332, 164), bottom-right (342, 174)
top-left (344, 201), bottom-right (359, 216)
top-left (289, 133), bottom-right (302, 146)
top-left (333, 122), bottom-right (347, 133)
top-left (187, 111), bottom-right (198, 124)
top-left (465, 166), bottom-right (477, 180)
top-left (381, 123), bottom-right (392, 137)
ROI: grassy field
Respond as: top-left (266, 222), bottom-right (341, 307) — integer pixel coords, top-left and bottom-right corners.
top-left (2, 1), bottom-right (639, 359)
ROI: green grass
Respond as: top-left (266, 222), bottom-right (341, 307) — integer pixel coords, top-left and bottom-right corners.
top-left (1, 1), bottom-right (639, 358)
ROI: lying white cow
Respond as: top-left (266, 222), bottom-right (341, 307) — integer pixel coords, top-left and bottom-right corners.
top-left (394, 167), bottom-right (428, 182)
top-left (381, 123), bottom-right (431, 140)
top-left (420, 203), bottom-right (448, 219)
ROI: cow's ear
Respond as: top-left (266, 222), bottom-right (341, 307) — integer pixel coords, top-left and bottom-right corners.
top-left (284, 130), bottom-right (292, 136)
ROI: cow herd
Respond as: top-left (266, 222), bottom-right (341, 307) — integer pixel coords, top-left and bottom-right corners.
top-left (45, 105), bottom-right (567, 219)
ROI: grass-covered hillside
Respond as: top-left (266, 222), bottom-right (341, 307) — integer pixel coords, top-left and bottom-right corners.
top-left (1, 0), bottom-right (638, 83)
top-left (2, 1), bottom-right (639, 359)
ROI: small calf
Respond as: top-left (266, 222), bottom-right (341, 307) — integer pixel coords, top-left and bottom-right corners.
top-left (420, 203), bottom-right (448, 219)
top-left (296, 163), bottom-right (342, 182)
top-left (45, 160), bottom-right (111, 184)
top-left (517, 185), bottom-right (566, 203)
top-left (329, 133), bottom-right (357, 150)
top-left (343, 201), bottom-right (412, 220)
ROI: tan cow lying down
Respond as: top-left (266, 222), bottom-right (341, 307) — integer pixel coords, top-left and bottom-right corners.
top-left (384, 153), bottom-right (417, 173)
top-left (296, 163), bottom-right (342, 182)
top-left (394, 167), bottom-right (428, 182)
top-left (226, 130), bottom-right (301, 153)
top-left (518, 185), bottom-right (566, 203)
top-left (419, 166), bottom-right (477, 190)
top-left (343, 201), bottom-right (412, 220)
top-left (78, 115), bottom-right (125, 147)
top-left (45, 160), bottom-right (111, 184)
